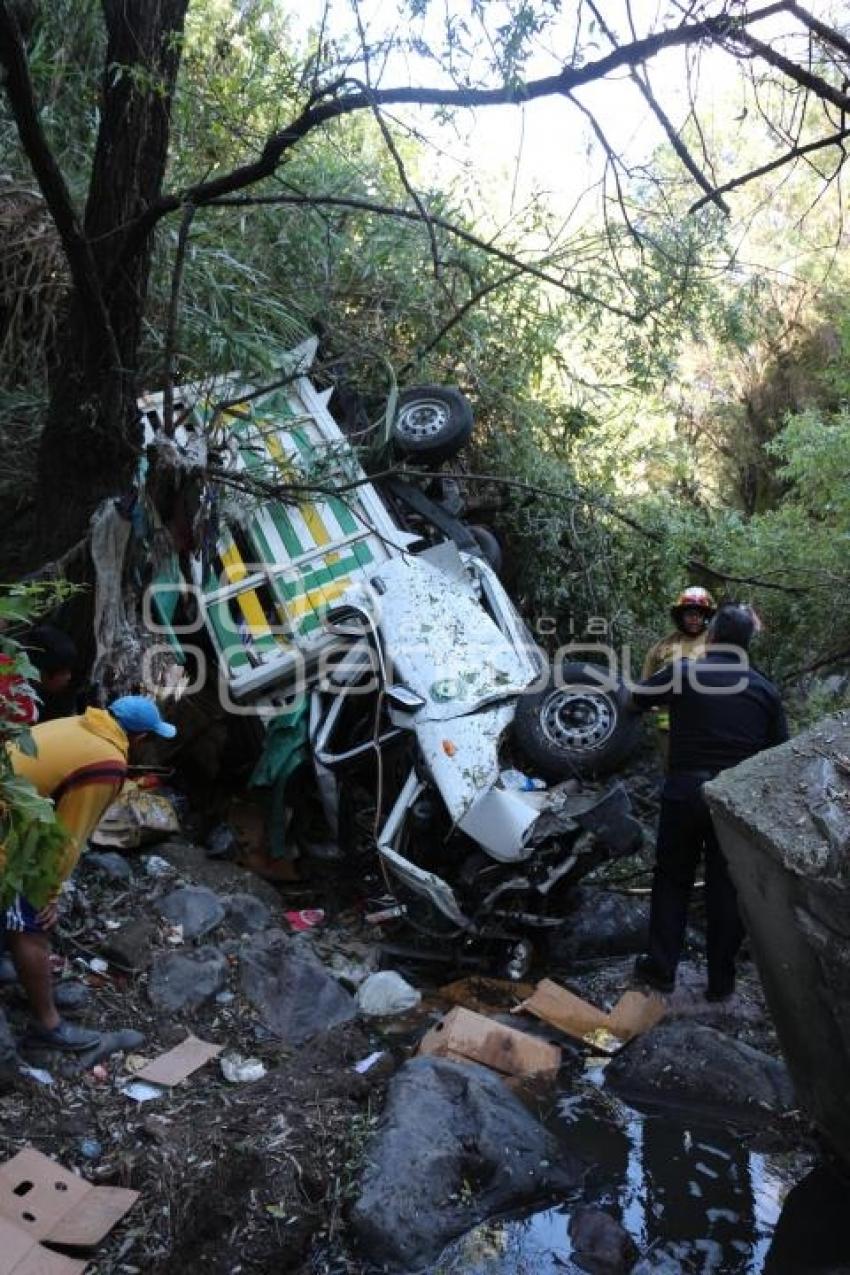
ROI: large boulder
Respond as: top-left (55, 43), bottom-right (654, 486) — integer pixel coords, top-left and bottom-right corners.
top-left (605, 1019), bottom-right (794, 1119)
top-left (239, 930), bottom-right (355, 1046)
top-left (148, 947), bottom-right (228, 1013)
top-left (350, 1055), bottom-right (582, 1270)
top-left (549, 888), bottom-right (649, 964)
top-left (705, 714), bottom-right (850, 1161)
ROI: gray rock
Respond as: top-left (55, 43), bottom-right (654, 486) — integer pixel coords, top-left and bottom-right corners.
top-left (159, 886), bottom-right (225, 940)
top-left (101, 918), bottom-right (159, 971)
top-left (569, 1207), bottom-right (638, 1274)
top-left (0, 1008), bottom-right (18, 1083)
top-left (605, 1019), bottom-right (794, 1118)
top-left (75, 1028), bottom-right (146, 1070)
top-left (351, 1055), bottom-right (582, 1270)
top-left (148, 948), bottom-right (228, 1013)
top-left (239, 930), bottom-right (355, 1046)
top-left (706, 715), bottom-right (850, 1160)
top-left (54, 982), bottom-right (90, 1015)
top-left (84, 851), bottom-right (133, 881)
top-left (224, 893), bottom-right (271, 935)
top-left (549, 888), bottom-right (649, 964)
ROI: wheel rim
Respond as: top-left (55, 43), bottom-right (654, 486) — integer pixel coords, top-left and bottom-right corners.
top-left (395, 399), bottom-right (450, 440)
top-left (540, 685), bottom-right (617, 754)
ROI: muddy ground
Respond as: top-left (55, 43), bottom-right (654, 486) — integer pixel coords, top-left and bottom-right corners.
top-left (0, 763), bottom-right (821, 1274)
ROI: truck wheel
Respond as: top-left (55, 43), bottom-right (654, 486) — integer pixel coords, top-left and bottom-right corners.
top-left (392, 386), bottom-right (473, 464)
top-left (512, 662), bottom-right (640, 779)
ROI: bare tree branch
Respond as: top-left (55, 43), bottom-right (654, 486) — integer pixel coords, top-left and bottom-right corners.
top-left (689, 126), bottom-right (850, 211)
top-left (162, 201), bottom-right (196, 438)
top-left (206, 190), bottom-right (647, 321)
top-left (585, 0), bottom-right (730, 213)
top-left (120, 3), bottom-right (793, 256)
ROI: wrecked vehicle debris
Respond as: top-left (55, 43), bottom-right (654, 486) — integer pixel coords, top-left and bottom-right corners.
top-left (137, 342), bottom-right (642, 963)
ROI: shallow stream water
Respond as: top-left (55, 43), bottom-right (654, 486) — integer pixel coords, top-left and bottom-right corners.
top-left (433, 1063), bottom-right (849, 1274)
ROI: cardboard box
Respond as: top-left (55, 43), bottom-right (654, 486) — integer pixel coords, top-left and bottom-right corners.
top-left (0, 1216), bottom-right (87, 1274)
top-left (0, 1148), bottom-right (138, 1267)
top-left (514, 979), bottom-right (665, 1053)
top-left (418, 1006), bottom-right (561, 1078)
top-left (134, 1034), bottom-right (223, 1086)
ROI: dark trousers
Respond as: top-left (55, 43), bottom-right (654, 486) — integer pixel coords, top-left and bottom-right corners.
top-left (648, 782), bottom-right (745, 994)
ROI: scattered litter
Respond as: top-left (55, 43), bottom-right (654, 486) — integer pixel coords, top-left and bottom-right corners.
top-left (142, 855), bottom-right (173, 877)
top-left (124, 1054), bottom-right (148, 1074)
top-left (284, 908), bottom-right (325, 932)
top-left (92, 782), bottom-right (180, 849)
top-left (364, 903), bottom-right (406, 925)
top-left (122, 1081), bottom-right (165, 1103)
top-left (215, 990), bottom-right (235, 1004)
top-left (90, 1064), bottom-right (109, 1083)
top-left (220, 1053), bottom-right (266, 1084)
top-left (163, 923), bottom-right (184, 946)
top-left (0, 1146), bottom-right (138, 1266)
top-left (78, 1138), bottom-right (102, 1162)
top-left (419, 1006), bottom-right (561, 1079)
top-left (89, 957), bottom-right (109, 974)
top-left (134, 1035), bottom-right (223, 1087)
top-left (353, 1051), bottom-right (385, 1075)
top-left (499, 767), bottom-right (546, 791)
top-left (442, 739), bottom-right (457, 757)
top-left (357, 970), bottom-right (421, 1018)
top-left (513, 979), bottom-right (665, 1053)
top-left (18, 1064), bottom-right (53, 1086)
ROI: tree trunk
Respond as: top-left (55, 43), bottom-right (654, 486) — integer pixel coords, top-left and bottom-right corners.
top-left (33, 0), bottom-right (189, 561)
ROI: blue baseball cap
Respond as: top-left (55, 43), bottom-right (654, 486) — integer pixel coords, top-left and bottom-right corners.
top-left (109, 695), bottom-right (177, 739)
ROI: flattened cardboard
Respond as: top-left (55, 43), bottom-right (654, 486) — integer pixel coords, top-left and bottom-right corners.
top-left (514, 979), bottom-right (611, 1038)
top-left (134, 1034), bottom-right (223, 1086)
top-left (0, 1150), bottom-right (137, 1250)
top-left (439, 977), bottom-right (535, 1015)
top-left (606, 990), bottom-right (666, 1041)
top-left (514, 979), bottom-right (665, 1052)
top-left (418, 1006), bottom-right (560, 1078)
top-left (0, 1216), bottom-right (87, 1275)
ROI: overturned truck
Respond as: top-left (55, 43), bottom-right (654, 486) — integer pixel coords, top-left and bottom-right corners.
top-left (136, 342), bottom-right (642, 969)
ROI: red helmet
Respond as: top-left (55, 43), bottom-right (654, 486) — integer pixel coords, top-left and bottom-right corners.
top-left (671, 586), bottom-right (716, 622)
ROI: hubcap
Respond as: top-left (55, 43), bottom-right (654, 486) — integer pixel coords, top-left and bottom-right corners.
top-left (395, 399), bottom-right (450, 440)
top-left (540, 686), bottom-right (616, 753)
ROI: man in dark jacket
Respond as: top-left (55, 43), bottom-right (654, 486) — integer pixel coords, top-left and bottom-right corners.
top-left (629, 604), bottom-right (788, 1000)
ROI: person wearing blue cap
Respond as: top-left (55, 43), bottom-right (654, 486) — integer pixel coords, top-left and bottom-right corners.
top-left (3, 696), bottom-right (176, 1051)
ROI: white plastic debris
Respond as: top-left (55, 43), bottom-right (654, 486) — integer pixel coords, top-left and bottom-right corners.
top-left (19, 1064), bottom-right (53, 1086)
top-left (143, 854), bottom-right (173, 877)
top-left (220, 1053), bottom-right (267, 1084)
top-left (89, 957), bottom-right (109, 974)
top-left (122, 1081), bottom-right (165, 1103)
top-left (356, 970), bottom-right (421, 1018)
top-left (499, 767), bottom-right (546, 791)
top-left (353, 1051), bottom-right (385, 1075)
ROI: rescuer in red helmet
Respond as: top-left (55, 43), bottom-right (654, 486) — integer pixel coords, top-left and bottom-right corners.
top-left (642, 587), bottom-right (717, 768)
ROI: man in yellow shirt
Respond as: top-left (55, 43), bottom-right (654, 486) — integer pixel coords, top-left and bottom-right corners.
top-left (3, 696), bottom-right (175, 1051)
top-left (642, 587), bottom-right (716, 769)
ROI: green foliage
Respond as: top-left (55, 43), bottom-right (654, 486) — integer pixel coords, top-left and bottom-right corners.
top-left (0, 582), bottom-right (79, 910)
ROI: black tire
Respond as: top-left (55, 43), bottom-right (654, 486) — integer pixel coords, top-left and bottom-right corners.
top-left (467, 524), bottom-right (503, 574)
top-left (391, 385), bottom-right (473, 464)
top-left (512, 661), bottom-right (641, 779)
